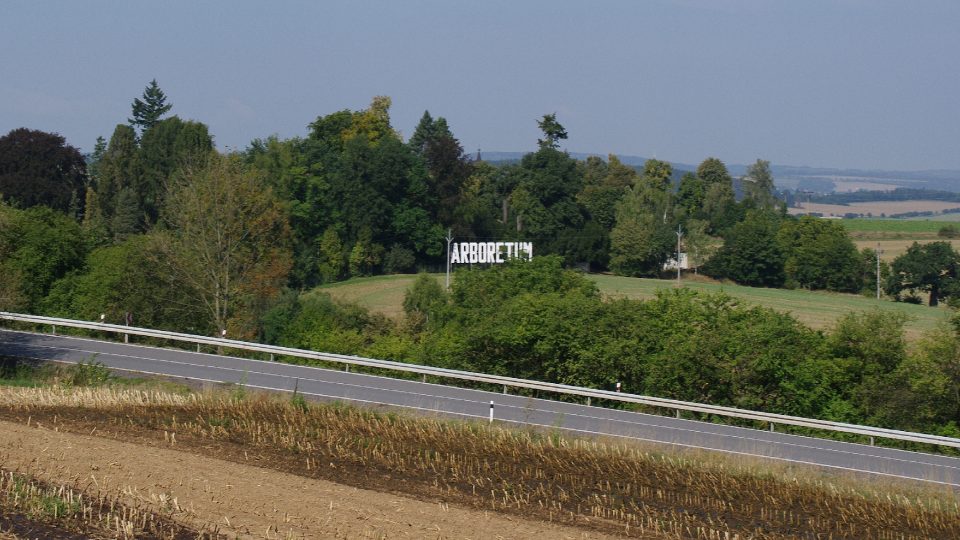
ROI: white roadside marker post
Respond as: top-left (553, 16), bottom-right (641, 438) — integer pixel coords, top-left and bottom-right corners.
top-left (489, 401), bottom-right (494, 424)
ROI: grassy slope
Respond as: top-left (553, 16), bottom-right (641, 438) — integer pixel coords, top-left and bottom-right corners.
top-left (319, 273), bottom-right (948, 340)
top-left (316, 274), bottom-right (433, 319)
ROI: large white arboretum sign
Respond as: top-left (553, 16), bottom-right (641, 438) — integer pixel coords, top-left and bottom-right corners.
top-left (449, 241), bottom-right (533, 264)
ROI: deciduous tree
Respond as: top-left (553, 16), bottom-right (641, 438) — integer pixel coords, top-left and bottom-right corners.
top-left (696, 157), bottom-right (738, 233)
top-left (0, 128), bottom-right (86, 215)
top-left (640, 159), bottom-right (673, 192)
top-left (704, 210), bottom-right (785, 287)
top-left (885, 241), bottom-right (959, 306)
top-left (317, 227), bottom-right (345, 283)
top-left (42, 234), bottom-right (205, 332)
top-left (777, 216), bottom-right (861, 292)
top-left (743, 159), bottom-right (778, 211)
top-left (340, 95), bottom-right (396, 145)
top-left (676, 172), bottom-right (706, 218)
top-left (0, 204), bottom-right (87, 310)
top-left (402, 273), bottom-right (447, 325)
top-left (160, 154), bottom-right (292, 336)
top-left (610, 183), bottom-right (674, 276)
top-left (682, 219), bottom-right (717, 272)
top-left (536, 113), bottom-right (568, 150)
top-left (696, 157), bottom-right (732, 186)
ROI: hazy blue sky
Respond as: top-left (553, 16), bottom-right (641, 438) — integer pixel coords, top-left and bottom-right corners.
top-left (3, 1), bottom-right (958, 170)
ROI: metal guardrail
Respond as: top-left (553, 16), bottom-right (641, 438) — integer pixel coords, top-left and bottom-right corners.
top-left (3, 311), bottom-right (960, 449)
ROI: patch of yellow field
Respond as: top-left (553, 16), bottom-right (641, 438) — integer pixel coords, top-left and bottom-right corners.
top-left (854, 239), bottom-right (960, 262)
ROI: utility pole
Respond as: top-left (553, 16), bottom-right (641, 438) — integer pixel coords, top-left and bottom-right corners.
top-left (676, 224), bottom-right (684, 286)
top-left (445, 228), bottom-right (454, 290)
top-left (876, 242), bottom-right (883, 300)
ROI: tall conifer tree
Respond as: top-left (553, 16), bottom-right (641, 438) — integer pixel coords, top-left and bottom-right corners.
top-left (129, 79), bottom-right (173, 132)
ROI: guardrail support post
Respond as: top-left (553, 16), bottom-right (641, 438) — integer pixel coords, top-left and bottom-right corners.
top-left (196, 344), bottom-right (200, 353)
top-left (586, 397), bottom-right (591, 407)
top-left (676, 410), bottom-right (680, 419)
top-left (503, 385), bottom-right (507, 394)
top-left (769, 423), bottom-right (775, 432)
top-left (52, 324), bottom-right (56, 335)
top-left (269, 353), bottom-right (274, 362)
top-left (422, 374), bottom-right (426, 383)
top-left (345, 364), bottom-right (350, 373)
top-left (870, 436), bottom-right (875, 446)
top-left (124, 333), bottom-right (129, 343)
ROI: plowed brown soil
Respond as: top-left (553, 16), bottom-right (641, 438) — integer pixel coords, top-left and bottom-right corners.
top-left (0, 420), bottom-right (617, 539)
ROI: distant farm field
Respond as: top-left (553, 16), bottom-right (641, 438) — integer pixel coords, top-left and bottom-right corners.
top-left (790, 200), bottom-right (960, 218)
top-left (854, 239), bottom-right (960, 262)
top-left (836, 218), bottom-right (960, 260)
top-left (830, 180), bottom-right (901, 192)
top-left (907, 212), bottom-right (960, 222)
top-left (320, 273), bottom-right (948, 341)
top-left (841, 218), bottom-right (957, 234)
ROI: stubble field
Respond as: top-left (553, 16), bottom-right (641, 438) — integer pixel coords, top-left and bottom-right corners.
top-left (1, 385), bottom-right (958, 539)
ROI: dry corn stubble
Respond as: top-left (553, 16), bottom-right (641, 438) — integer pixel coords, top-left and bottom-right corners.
top-left (0, 466), bottom-right (216, 539)
top-left (0, 385), bottom-right (958, 539)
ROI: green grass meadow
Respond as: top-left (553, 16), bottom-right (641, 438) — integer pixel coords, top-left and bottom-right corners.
top-left (319, 272), bottom-right (949, 341)
top-left (841, 218), bottom-right (956, 234)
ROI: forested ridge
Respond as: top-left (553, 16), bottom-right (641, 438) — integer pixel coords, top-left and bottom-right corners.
top-left (3, 82), bottom-right (960, 440)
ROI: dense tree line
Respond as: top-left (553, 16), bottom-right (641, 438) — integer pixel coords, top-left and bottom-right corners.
top-left (1, 82), bottom-right (952, 319)
top-left (703, 212), bottom-right (872, 292)
top-left (1, 81), bottom-right (281, 337)
top-left (0, 82), bottom-right (950, 330)
top-left (5, 82), bottom-right (960, 440)
top-left (1, 81), bottom-right (882, 300)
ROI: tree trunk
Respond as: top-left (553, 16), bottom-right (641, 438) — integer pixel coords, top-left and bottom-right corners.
top-left (930, 284), bottom-right (940, 307)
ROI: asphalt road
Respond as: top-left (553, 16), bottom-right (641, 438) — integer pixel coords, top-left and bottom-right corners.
top-left (3, 328), bottom-right (960, 487)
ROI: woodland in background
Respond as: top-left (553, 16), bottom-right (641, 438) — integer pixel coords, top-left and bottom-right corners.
top-left (3, 82), bottom-right (960, 439)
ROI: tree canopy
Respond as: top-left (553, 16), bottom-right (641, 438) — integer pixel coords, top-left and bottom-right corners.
top-left (129, 79), bottom-right (173, 132)
top-left (743, 159), bottom-right (777, 210)
top-left (885, 241), bottom-right (959, 306)
top-left (536, 113), bottom-right (568, 150)
top-left (160, 154), bottom-right (292, 336)
top-left (777, 216), bottom-right (861, 292)
top-left (0, 128), bottom-right (86, 215)
top-left (704, 211), bottom-right (785, 287)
